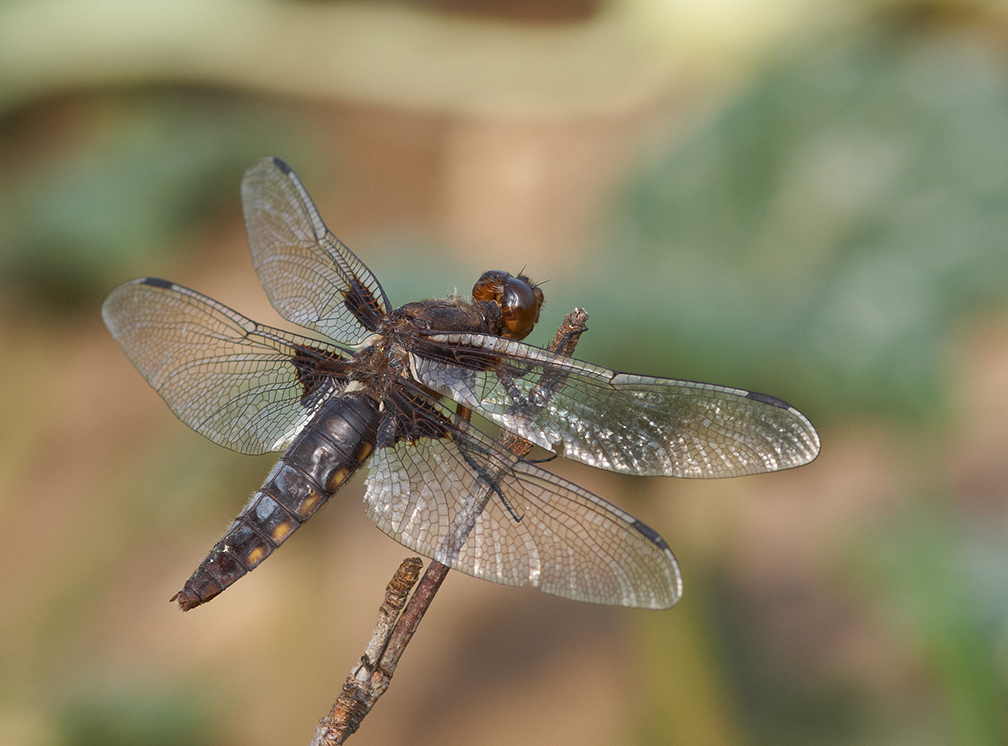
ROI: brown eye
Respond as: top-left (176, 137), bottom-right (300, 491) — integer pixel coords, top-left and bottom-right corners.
top-left (501, 276), bottom-right (542, 340)
top-left (472, 271), bottom-right (544, 339)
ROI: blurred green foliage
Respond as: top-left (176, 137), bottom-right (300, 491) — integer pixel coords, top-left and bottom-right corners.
top-left (56, 681), bottom-right (218, 746)
top-left (597, 18), bottom-right (1008, 421)
top-left (863, 495), bottom-right (1008, 746)
top-left (2, 4), bottom-right (1007, 746)
top-left (0, 93), bottom-right (310, 310)
top-left (703, 575), bottom-right (872, 746)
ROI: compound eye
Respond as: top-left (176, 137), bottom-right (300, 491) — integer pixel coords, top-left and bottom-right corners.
top-left (501, 276), bottom-right (542, 340)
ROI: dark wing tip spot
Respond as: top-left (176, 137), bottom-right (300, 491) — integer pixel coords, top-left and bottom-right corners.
top-left (140, 277), bottom-right (174, 289)
top-left (745, 390), bottom-right (792, 409)
top-left (630, 519), bottom-right (672, 552)
top-left (630, 519), bottom-right (683, 607)
top-left (270, 157), bottom-right (293, 175)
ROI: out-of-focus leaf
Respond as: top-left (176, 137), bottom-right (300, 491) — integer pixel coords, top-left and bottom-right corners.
top-left (860, 495), bottom-right (1008, 746)
top-left (56, 681), bottom-right (218, 746)
top-left (599, 19), bottom-right (1008, 420)
top-left (0, 94), bottom-right (311, 309)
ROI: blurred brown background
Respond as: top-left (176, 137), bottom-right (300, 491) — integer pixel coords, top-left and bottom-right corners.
top-left (2, 1), bottom-right (1007, 744)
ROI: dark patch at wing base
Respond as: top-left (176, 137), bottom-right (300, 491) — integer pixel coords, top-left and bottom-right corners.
top-left (289, 344), bottom-right (352, 406)
top-left (380, 386), bottom-right (455, 446)
top-left (343, 276), bottom-right (385, 333)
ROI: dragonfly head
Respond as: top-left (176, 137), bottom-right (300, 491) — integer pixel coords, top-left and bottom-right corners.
top-left (472, 270), bottom-right (545, 341)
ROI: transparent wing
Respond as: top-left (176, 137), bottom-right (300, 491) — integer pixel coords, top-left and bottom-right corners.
top-left (241, 157), bottom-right (390, 345)
top-left (361, 392), bottom-right (682, 608)
top-left (102, 278), bottom-right (350, 454)
top-left (411, 333), bottom-right (821, 478)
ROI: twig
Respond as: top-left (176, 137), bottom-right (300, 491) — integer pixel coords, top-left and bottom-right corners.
top-left (312, 558), bottom-right (422, 746)
top-left (312, 308), bottom-right (589, 745)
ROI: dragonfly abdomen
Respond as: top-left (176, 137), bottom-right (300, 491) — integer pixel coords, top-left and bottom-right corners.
top-left (171, 393), bottom-right (380, 610)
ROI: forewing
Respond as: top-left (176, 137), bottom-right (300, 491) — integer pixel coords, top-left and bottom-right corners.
top-left (102, 278), bottom-right (349, 454)
top-left (361, 394), bottom-right (682, 608)
top-left (411, 333), bottom-right (821, 478)
top-left (241, 157), bottom-right (390, 345)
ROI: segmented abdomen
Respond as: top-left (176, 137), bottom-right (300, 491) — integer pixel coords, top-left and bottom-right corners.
top-left (172, 392), bottom-right (380, 610)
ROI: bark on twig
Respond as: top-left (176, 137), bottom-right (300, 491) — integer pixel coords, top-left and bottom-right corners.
top-left (312, 308), bottom-right (588, 745)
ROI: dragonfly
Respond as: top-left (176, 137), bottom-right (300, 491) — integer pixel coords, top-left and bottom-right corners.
top-left (102, 157), bottom-right (820, 611)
